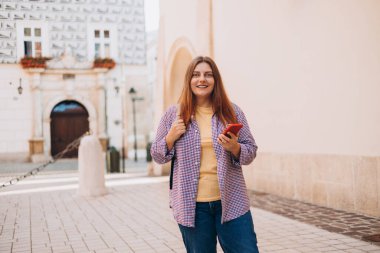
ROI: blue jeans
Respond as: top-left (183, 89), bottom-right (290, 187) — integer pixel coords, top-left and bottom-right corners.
top-left (178, 201), bottom-right (259, 253)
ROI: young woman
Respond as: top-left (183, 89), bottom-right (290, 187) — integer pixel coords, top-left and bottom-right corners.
top-left (151, 56), bottom-right (259, 253)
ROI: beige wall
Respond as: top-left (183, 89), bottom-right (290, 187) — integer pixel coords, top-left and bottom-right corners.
top-left (160, 0), bottom-right (213, 58)
top-left (213, 0), bottom-right (380, 156)
top-left (157, 0), bottom-right (380, 216)
top-left (165, 48), bottom-right (193, 108)
top-left (244, 153), bottom-right (380, 217)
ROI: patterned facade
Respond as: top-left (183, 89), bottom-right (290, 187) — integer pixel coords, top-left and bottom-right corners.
top-left (0, 0), bottom-right (145, 64)
top-left (0, 0), bottom-right (150, 163)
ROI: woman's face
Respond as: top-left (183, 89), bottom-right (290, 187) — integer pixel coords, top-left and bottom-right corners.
top-left (190, 62), bottom-right (215, 102)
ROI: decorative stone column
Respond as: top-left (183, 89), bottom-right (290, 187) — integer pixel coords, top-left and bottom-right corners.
top-left (95, 70), bottom-right (109, 152)
top-left (28, 69), bottom-right (48, 163)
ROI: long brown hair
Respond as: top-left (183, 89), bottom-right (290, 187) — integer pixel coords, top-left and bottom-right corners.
top-left (178, 56), bottom-right (237, 127)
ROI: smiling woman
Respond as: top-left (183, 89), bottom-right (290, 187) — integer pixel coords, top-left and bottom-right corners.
top-left (151, 56), bottom-right (259, 253)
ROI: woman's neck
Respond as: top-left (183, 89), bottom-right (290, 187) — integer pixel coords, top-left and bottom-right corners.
top-left (196, 97), bottom-right (212, 108)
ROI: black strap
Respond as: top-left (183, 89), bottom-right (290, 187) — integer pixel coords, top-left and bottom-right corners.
top-left (169, 156), bottom-right (175, 190)
top-left (170, 105), bottom-right (180, 190)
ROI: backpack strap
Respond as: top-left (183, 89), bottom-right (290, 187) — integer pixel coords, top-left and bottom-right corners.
top-left (169, 104), bottom-right (180, 190)
top-left (169, 157), bottom-right (174, 190)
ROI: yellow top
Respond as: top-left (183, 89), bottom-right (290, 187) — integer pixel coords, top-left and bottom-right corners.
top-left (195, 106), bottom-right (221, 202)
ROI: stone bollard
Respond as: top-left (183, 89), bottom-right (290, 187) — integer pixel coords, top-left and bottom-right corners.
top-left (77, 135), bottom-right (108, 197)
top-left (147, 161), bottom-right (154, 176)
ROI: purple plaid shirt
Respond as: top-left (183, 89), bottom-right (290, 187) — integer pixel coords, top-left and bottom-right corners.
top-left (151, 104), bottom-right (258, 227)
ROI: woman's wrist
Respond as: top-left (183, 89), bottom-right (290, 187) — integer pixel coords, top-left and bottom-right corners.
top-left (165, 134), bottom-right (174, 150)
top-left (231, 143), bottom-right (241, 159)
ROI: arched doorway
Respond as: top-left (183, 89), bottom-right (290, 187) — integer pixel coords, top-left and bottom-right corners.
top-left (50, 100), bottom-right (89, 158)
top-left (165, 47), bottom-right (193, 108)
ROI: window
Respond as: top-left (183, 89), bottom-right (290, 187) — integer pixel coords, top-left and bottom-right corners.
top-left (22, 26), bottom-right (42, 57)
top-left (95, 43), bottom-right (101, 58)
top-left (93, 29), bottom-right (111, 58)
top-left (34, 28), bottom-right (41, 37)
top-left (87, 25), bottom-right (117, 61)
top-left (24, 41), bottom-right (32, 56)
top-left (16, 21), bottom-right (49, 60)
top-left (24, 28), bottom-right (31, 36)
top-left (35, 42), bottom-right (41, 57)
top-left (104, 43), bottom-right (110, 58)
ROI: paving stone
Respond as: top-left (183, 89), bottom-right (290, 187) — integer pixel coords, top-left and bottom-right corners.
top-left (359, 244), bottom-right (380, 251)
top-left (345, 249), bottom-right (366, 253)
top-left (249, 190), bottom-right (380, 247)
top-left (1, 172), bottom-right (380, 252)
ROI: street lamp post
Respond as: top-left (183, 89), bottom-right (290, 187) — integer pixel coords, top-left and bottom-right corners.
top-left (113, 81), bottom-right (126, 172)
top-left (121, 96), bottom-right (126, 170)
top-left (128, 87), bottom-right (144, 162)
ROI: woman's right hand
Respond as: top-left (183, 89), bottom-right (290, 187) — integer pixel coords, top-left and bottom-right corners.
top-left (165, 119), bottom-right (186, 150)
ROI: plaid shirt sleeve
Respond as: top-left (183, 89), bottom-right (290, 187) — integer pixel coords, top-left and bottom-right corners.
top-left (231, 104), bottom-right (258, 167)
top-left (150, 106), bottom-right (176, 164)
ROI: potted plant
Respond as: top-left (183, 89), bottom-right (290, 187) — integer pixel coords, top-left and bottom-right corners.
top-left (20, 56), bottom-right (51, 69)
top-left (93, 58), bottom-right (116, 69)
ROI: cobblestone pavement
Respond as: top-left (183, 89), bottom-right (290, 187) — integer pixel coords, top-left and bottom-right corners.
top-left (1, 172), bottom-right (380, 253)
top-left (249, 191), bottom-right (380, 247)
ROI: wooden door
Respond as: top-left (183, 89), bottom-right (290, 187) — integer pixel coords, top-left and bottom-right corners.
top-left (50, 101), bottom-right (89, 158)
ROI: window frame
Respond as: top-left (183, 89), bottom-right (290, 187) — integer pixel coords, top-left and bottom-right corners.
top-left (16, 21), bottom-right (49, 60)
top-left (87, 24), bottom-right (118, 61)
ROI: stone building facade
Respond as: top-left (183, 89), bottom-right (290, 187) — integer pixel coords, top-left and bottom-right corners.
top-left (0, 0), bottom-right (151, 163)
top-left (0, 0), bottom-right (145, 64)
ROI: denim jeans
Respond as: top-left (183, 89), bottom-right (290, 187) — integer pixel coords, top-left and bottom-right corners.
top-left (178, 200), bottom-right (259, 253)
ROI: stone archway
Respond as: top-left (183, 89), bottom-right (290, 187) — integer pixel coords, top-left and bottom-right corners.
top-left (50, 100), bottom-right (89, 158)
top-left (43, 95), bottom-right (97, 158)
top-left (154, 40), bottom-right (194, 176)
top-left (165, 38), bottom-right (195, 109)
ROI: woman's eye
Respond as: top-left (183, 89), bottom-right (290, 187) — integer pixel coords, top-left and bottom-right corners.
top-left (192, 73), bottom-right (200, 78)
top-left (205, 73), bottom-right (214, 78)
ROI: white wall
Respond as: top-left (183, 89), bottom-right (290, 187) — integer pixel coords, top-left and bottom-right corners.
top-left (213, 0), bottom-right (380, 156)
top-left (0, 64), bottom-right (32, 159)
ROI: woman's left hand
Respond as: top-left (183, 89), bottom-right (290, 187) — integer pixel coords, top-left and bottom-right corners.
top-left (217, 132), bottom-right (241, 158)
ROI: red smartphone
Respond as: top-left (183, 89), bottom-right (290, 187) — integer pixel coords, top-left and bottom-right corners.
top-left (222, 123), bottom-right (243, 138)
